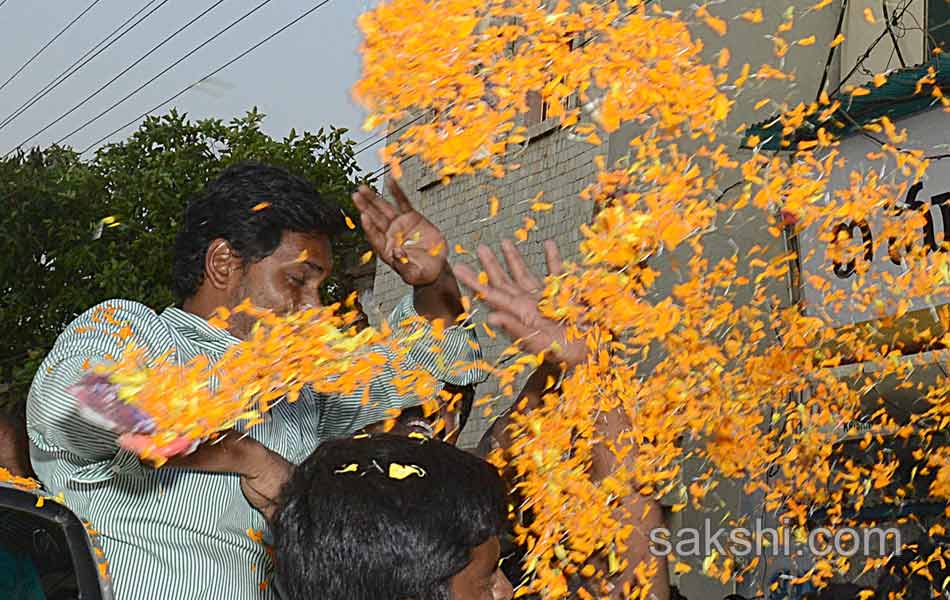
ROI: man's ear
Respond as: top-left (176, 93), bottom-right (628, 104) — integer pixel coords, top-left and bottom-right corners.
top-left (205, 238), bottom-right (241, 290)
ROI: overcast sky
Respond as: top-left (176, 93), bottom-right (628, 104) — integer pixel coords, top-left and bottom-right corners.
top-left (0, 0), bottom-right (381, 172)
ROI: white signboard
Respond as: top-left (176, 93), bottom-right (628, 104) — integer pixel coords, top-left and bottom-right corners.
top-left (798, 107), bottom-right (950, 328)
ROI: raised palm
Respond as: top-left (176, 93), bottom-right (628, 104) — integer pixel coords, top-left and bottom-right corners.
top-left (352, 180), bottom-right (447, 287)
top-left (453, 239), bottom-right (586, 369)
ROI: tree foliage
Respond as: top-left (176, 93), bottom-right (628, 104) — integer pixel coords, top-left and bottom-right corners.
top-left (0, 109), bottom-right (369, 412)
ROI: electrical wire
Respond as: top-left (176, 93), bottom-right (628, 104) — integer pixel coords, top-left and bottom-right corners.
top-left (353, 133), bottom-right (387, 155)
top-left (78, 0), bottom-right (336, 155)
top-left (366, 163), bottom-right (391, 182)
top-left (0, 0), bottom-right (170, 131)
top-left (882, 0), bottom-right (907, 68)
top-left (6, 0), bottom-right (229, 155)
top-left (52, 0), bottom-right (279, 148)
top-left (816, 0), bottom-right (849, 102)
top-left (354, 113), bottom-right (425, 156)
top-left (0, 0), bottom-right (104, 94)
top-left (830, 0), bottom-right (915, 97)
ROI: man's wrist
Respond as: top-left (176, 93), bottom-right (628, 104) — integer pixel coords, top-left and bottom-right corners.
top-left (234, 436), bottom-right (277, 479)
top-left (237, 440), bottom-right (293, 520)
top-left (412, 263), bottom-right (464, 322)
top-left (161, 431), bottom-right (267, 476)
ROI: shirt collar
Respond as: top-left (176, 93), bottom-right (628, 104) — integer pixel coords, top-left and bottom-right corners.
top-left (160, 306), bottom-right (240, 350)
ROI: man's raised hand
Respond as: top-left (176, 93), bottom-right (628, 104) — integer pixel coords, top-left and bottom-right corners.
top-left (352, 179), bottom-right (448, 287)
top-left (453, 239), bottom-right (587, 369)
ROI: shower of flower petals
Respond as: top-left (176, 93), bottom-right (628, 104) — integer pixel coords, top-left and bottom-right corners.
top-left (354, 0), bottom-right (950, 596)
top-left (81, 300), bottom-right (439, 464)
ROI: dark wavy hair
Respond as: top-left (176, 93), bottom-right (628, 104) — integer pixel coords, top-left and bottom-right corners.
top-left (272, 434), bottom-right (508, 600)
top-left (172, 161), bottom-right (346, 299)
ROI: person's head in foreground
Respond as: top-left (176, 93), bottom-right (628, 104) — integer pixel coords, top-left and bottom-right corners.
top-left (273, 433), bottom-right (514, 600)
top-left (173, 161), bottom-right (347, 339)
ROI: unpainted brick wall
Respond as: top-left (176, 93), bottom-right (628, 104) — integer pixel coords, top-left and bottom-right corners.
top-left (370, 124), bottom-right (604, 448)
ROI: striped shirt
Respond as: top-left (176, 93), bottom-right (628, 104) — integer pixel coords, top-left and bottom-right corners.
top-left (26, 295), bottom-right (483, 600)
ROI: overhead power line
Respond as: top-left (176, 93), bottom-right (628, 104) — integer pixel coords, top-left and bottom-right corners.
top-left (0, 0), bottom-right (171, 131)
top-left (54, 0), bottom-right (278, 149)
top-left (354, 133), bottom-right (385, 155)
top-left (79, 0), bottom-right (336, 155)
top-left (353, 113), bottom-right (425, 156)
top-left (367, 163), bottom-right (391, 182)
top-left (7, 0), bottom-right (228, 155)
top-left (0, 0), bottom-right (104, 94)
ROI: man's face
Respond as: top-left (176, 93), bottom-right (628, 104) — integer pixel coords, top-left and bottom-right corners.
top-left (226, 231), bottom-right (333, 340)
top-left (351, 297), bottom-right (370, 332)
top-left (361, 402), bottom-right (463, 444)
top-left (449, 537), bottom-right (513, 600)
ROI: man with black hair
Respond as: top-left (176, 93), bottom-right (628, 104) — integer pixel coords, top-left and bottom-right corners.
top-left (26, 162), bottom-right (483, 599)
top-left (363, 382), bottom-right (476, 444)
top-left (455, 239), bottom-right (671, 600)
top-left (272, 433), bottom-right (514, 600)
top-left (354, 237), bottom-right (669, 599)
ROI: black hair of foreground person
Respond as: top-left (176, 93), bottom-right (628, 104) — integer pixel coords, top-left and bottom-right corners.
top-left (272, 433), bottom-right (513, 600)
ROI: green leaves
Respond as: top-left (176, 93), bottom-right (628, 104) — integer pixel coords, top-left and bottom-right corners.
top-left (0, 110), bottom-right (368, 412)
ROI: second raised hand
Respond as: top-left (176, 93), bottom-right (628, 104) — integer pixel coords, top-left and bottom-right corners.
top-left (351, 179), bottom-right (448, 287)
top-left (453, 239), bottom-right (587, 369)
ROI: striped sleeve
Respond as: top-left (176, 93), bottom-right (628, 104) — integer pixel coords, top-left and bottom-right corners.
top-left (309, 358), bottom-right (433, 445)
top-left (26, 300), bottom-right (169, 484)
top-left (388, 293), bottom-right (487, 386)
top-left (291, 293), bottom-right (487, 453)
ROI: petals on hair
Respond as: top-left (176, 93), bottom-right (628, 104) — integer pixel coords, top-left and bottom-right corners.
top-left (388, 463), bottom-right (426, 480)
